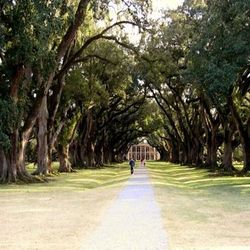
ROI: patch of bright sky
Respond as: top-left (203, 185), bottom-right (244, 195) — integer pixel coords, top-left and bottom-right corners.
top-left (97, 0), bottom-right (184, 44)
top-left (152, 0), bottom-right (184, 18)
top-left (128, 0), bottom-right (184, 44)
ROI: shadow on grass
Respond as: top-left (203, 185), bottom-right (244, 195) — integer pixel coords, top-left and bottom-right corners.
top-left (0, 162), bottom-right (130, 193)
top-left (147, 161), bottom-right (250, 194)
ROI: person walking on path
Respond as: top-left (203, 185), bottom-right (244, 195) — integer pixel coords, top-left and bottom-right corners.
top-left (129, 158), bottom-right (135, 174)
top-left (140, 158), bottom-right (145, 168)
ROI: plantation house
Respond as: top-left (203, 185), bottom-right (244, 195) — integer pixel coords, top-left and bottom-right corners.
top-left (127, 142), bottom-right (160, 161)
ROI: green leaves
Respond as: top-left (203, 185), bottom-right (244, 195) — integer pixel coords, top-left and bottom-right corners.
top-left (0, 99), bottom-right (19, 149)
top-left (189, 0), bottom-right (250, 102)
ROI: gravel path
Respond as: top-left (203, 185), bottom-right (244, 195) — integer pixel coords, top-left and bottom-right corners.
top-left (82, 166), bottom-right (168, 250)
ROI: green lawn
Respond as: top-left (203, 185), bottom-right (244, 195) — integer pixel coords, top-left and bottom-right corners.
top-left (147, 161), bottom-right (250, 193)
top-left (1, 161), bottom-right (250, 249)
top-left (0, 162), bottom-right (130, 193)
top-left (146, 161), bottom-right (250, 249)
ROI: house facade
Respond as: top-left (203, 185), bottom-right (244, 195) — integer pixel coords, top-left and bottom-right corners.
top-left (127, 142), bottom-right (160, 161)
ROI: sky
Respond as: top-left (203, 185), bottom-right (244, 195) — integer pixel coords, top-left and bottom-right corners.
top-left (152, 0), bottom-right (184, 14)
top-left (126, 0), bottom-right (184, 43)
top-left (98, 0), bottom-right (185, 44)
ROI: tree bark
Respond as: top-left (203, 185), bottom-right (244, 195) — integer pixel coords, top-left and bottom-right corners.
top-left (103, 145), bottom-right (113, 164)
top-left (159, 148), bottom-right (169, 161)
top-left (94, 141), bottom-right (104, 166)
top-left (80, 109), bottom-right (96, 167)
top-left (242, 134), bottom-right (250, 173)
top-left (0, 147), bottom-right (10, 182)
top-left (169, 143), bottom-right (180, 163)
top-left (221, 120), bottom-right (234, 172)
top-left (229, 96), bottom-right (250, 173)
top-left (0, 130), bottom-right (38, 183)
top-left (200, 96), bottom-right (219, 169)
top-left (210, 128), bottom-right (218, 169)
top-left (58, 144), bottom-right (74, 172)
top-left (33, 95), bottom-right (49, 175)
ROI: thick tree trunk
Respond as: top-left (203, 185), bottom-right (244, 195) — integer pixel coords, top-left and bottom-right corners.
top-left (79, 110), bottom-right (97, 167)
top-left (210, 130), bottom-right (218, 170)
top-left (194, 141), bottom-right (203, 167)
top-left (169, 144), bottom-right (179, 163)
top-left (0, 131), bottom-right (38, 183)
top-left (221, 122), bottom-right (234, 172)
top-left (223, 141), bottom-right (233, 172)
top-left (159, 149), bottom-right (169, 161)
top-left (185, 140), bottom-right (194, 166)
top-left (205, 131), bottom-right (212, 167)
top-left (86, 141), bottom-right (95, 167)
top-left (70, 141), bottom-right (83, 167)
top-left (47, 144), bottom-right (53, 171)
top-left (205, 130), bottom-right (218, 170)
top-left (94, 143), bottom-right (104, 166)
top-left (229, 96), bottom-right (250, 173)
top-left (0, 147), bottom-right (10, 182)
top-left (200, 96), bottom-right (220, 170)
top-left (33, 96), bottom-right (49, 175)
top-left (58, 144), bottom-right (73, 172)
top-left (103, 145), bottom-right (113, 164)
top-left (241, 133), bottom-right (250, 173)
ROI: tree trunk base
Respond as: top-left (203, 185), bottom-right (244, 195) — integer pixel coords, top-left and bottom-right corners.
top-left (1, 171), bottom-right (46, 184)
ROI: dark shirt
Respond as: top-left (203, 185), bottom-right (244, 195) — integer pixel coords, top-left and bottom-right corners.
top-left (129, 159), bottom-right (135, 167)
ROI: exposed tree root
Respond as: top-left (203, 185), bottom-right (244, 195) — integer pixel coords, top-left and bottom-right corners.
top-left (0, 172), bottom-right (47, 184)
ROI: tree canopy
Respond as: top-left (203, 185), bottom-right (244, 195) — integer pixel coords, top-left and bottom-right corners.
top-left (0, 0), bottom-right (249, 183)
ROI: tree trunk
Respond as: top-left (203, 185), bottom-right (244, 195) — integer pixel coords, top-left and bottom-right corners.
top-left (210, 129), bottom-right (218, 170)
top-left (94, 142), bottom-right (104, 166)
top-left (229, 96), bottom-right (250, 173)
top-left (0, 130), bottom-right (38, 183)
top-left (159, 148), bottom-right (169, 161)
top-left (47, 144), bottom-right (53, 171)
top-left (33, 96), bottom-right (49, 175)
top-left (70, 141), bottom-right (83, 167)
top-left (103, 145), bottom-right (112, 164)
top-left (194, 141), bottom-right (203, 167)
top-left (241, 120), bottom-right (250, 173)
top-left (223, 141), bottom-right (233, 172)
top-left (205, 131), bottom-right (212, 167)
top-left (0, 147), bottom-right (10, 182)
top-left (58, 144), bottom-right (73, 172)
top-left (169, 144), bottom-right (179, 163)
top-left (185, 140), bottom-right (194, 166)
top-left (221, 121), bottom-right (234, 172)
top-left (86, 141), bottom-right (95, 167)
top-left (205, 129), bottom-right (218, 170)
top-left (79, 109), bottom-right (96, 167)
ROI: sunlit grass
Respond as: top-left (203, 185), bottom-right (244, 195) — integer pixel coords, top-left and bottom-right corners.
top-left (0, 162), bottom-right (130, 193)
top-left (147, 161), bottom-right (250, 194)
top-left (147, 160), bottom-right (250, 244)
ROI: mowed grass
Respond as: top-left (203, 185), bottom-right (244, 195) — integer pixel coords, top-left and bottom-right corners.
top-left (146, 161), bottom-right (250, 249)
top-left (147, 161), bottom-right (250, 194)
top-left (0, 162), bottom-right (130, 193)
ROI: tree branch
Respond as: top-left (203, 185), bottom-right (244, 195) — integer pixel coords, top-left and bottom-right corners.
top-left (57, 21), bottom-right (138, 75)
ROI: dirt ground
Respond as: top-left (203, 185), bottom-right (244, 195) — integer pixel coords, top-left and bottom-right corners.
top-left (0, 186), bottom-right (122, 250)
top-left (153, 186), bottom-right (250, 250)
